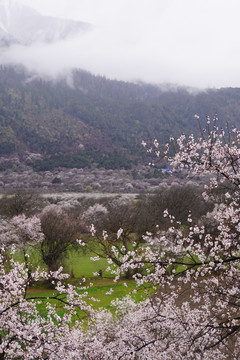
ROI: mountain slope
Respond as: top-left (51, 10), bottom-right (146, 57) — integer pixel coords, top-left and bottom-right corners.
top-left (1, 66), bottom-right (240, 170)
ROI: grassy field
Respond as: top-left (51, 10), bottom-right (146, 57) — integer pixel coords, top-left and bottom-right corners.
top-left (63, 248), bottom-right (111, 278)
top-left (14, 244), bottom-right (111, 278)
top-left (13, 244), bottom-right (155, 318)
top-left (27, 278), bottom-right (153, 317)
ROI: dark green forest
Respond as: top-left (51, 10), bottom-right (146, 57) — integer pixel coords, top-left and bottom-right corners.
top-left (1, 65), bottom-right (240, 170)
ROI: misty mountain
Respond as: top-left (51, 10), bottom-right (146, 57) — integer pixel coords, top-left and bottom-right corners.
top-left (0, 0), bottom-right (91, 47)
top-left (1, 65), bottom-right (240, 171)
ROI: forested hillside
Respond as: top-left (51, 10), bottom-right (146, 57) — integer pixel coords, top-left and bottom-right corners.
top-left (1, 65), bottom-right (240, 170)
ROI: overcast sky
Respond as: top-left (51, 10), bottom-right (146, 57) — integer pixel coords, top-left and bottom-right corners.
top-left (6, 0), bottom-right (240, 88)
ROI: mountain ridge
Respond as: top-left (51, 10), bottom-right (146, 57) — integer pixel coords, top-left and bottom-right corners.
top-left (1, 65), bottom-right (240, 170)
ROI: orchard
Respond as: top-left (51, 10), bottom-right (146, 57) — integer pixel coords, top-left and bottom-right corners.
top-left (0, 115), bottom-right (239, 359)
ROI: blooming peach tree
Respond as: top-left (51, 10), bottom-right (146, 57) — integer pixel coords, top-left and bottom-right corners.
top-left (0, 215), bottom-right (44, 249)
top-left (90, 115), bottom-right (240, 358)
top-left (0, 246), bottom-right (104, 359)
top-left (105, 114), bottom-right (240, 358)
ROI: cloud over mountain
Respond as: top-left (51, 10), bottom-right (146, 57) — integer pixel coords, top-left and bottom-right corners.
top-left (0, 0), bottom-right (91, 47)
top-left (1, 0), bottom-right (240, 88)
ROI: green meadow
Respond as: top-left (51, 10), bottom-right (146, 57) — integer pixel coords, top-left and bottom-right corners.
top-left (13, 244), bottom-right (155, 317)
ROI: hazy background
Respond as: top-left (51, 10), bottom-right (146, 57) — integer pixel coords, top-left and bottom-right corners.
top-left (3, 0), bottom-right (240, 88)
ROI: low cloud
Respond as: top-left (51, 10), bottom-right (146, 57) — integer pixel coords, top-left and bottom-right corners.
top-left (2, 0), bottom-right (240, 88)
